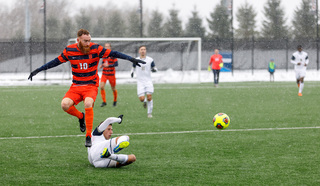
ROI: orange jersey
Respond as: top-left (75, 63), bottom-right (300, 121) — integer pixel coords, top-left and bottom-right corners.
top-left (57, 43), bottom-right (111, 86)
top-left (209, 54), bottom-right (223, 70)
top-left (102, 57), bottom-right (118, 77)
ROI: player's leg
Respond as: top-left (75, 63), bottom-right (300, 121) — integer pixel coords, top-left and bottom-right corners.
top-left (99, 137), bottom-right (135, 168)
top-left (83, 86), bottom-right (98, 147)
top-left (100, 76), bottom-right (107, 107)
top-left (100, 136), bottom-right (129, 158)
top-left (212, 70), bottom-right (217, 84)
top-left (298, 77), bottom-right (305, 96)
top-left (146, 94), bottom-right (153, 118)
top-left (109, 77), bottom-right (117, 107)
top-left (216, 70), bottom-right (220, 85)
top-left (61, 88), bottom-right (85, 132)
top-left (295, 71), bottom-right (301, 88)
top-left (113, 135), bottom-right (130, 153)
top-left (270, 73), bottom-right (271, 82)
top-left (145, 84), bottom-right (154, 118)
top-left (115, 154), bottom-right (136, 167)
top-left (137, 82), bottom-right (147, 108)
top-left (84, 97), bottom-right (94, 147)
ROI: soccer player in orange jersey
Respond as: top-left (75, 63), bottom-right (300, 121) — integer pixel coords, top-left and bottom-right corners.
top-left (28, 29), bottom-right (145, 147)
top-left (99, 43), bottom-right (118, 107)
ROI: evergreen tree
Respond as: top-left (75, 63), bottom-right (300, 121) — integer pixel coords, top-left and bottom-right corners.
top-left (75, 9), bottom-right (91, 31)
top-left (92, 17), bottom-right (106, 37)
top-left (292, 0), bottom-right (317, 39)
top-left (126, 9), bottom-right (141, 37)
top-left (47, 17), bottom-right (60, 39)
top-left (184, 7), bottom-right (206, 38)
top-left (148, 10), bottom-right (164, 37)
top-left (61, 18), bottom-right (74, 39)
top-left (261, 0), bottom-right (289, 39)
top-left (163, 7), bottom-right (183, 37)
top-left (105, 10), bottom-right (126, 37)
top-left (235, 2), bottom-right (257, 39)
top-left (207, 1), bottom-right (232, 39)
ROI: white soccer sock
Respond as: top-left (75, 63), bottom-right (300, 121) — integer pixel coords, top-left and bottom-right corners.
top-left (144, 97), bottom-right (147, 102)
top-left (116, 135), bottom-right (129, 146)
top-left (108, 154), bottom-right (128, 164)
top-left (147, 100), bottom-right (153, 114)
top-left (97, 117), bottom-right (121, 132)
top-left (299, 82), bottom-right (304, 93)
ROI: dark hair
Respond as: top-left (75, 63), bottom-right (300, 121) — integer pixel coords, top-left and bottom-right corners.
top-left (139, 45), bottom-right (146, 49)
top-left (297, 45), bottom-right (302, 49)
top-left (77, 29), bottom-right (90, 37)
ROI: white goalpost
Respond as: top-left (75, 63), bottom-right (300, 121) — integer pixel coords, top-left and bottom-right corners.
top-left (68, 37), bottom-right (202, 83)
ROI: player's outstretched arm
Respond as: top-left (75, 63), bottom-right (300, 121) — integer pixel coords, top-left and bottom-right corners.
top-left (28, 58), bottom-right (62, 81)
top-left (109, 51), bottom-right (145, 67)
top-left (97, 115), bottom-right (123, 132)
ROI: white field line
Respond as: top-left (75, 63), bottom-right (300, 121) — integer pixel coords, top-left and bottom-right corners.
top-left (1, 126), bottom-right (320, 140)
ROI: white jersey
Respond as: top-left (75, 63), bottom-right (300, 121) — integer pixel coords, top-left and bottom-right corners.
top-left (87, 117), bottom-right (121, 168)
top-left (134, 56), bottom-right (155, 84)
top-left (291, 51), bottom-right (309, 71)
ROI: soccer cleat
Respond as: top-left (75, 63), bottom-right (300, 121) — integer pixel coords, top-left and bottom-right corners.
top-left (85, 136), bottom-right (92, 147)
top-left (100, 148), bottom-right (111, 158)
top-left (118, 115), bottom-right (123, 124)
top-left (143, 102), bottom-right (147, 108)
top-left (113, 141), bottom-right (130, 153)
top-left (298, 93), bottom-right (302, 96)
top-left (100, 102), bottom-right (107, 107)
top-left (113, 101), bottom-right (117, 107)
top-left (148, 114), bottom-right (153, 118)
top-left (79, 112), bottom-right (86, 133)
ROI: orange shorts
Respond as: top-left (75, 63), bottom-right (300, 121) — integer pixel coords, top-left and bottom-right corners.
top-left (100, 75), bottom-right (116, 87)
top-left (63, 85), bottom-right (98, 105)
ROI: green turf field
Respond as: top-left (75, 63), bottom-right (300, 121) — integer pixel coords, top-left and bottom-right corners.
top-left (1, 82), bottom-right (320, 185)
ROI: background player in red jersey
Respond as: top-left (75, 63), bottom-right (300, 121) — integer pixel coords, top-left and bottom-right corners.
top-left (28, 29), bottom-right (145, 147)
top-left (209, 49), bottom-right (223, 87)
top-left (99, 43), bottom-right (118, 107)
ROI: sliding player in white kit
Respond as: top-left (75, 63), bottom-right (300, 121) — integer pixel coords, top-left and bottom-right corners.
top-left (87, 115), bottom-right (136, 168)
top-left (131, 45), bottom-right (157, 118)
top-left (290, 45), bottom-right (309, 96)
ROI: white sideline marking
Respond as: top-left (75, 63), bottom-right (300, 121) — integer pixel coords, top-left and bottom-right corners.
top-left (0, 126), bottom-right (320, 140)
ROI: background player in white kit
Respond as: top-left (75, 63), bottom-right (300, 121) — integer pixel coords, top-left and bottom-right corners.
top-left (131, 45), bottom-right (157, 118)
top-left (87, 115), bottom-right (136, 168)
top-left (290, 45), bottom-right (309, 96)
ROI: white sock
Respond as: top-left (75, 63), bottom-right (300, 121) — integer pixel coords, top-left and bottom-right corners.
top-left (108, 154), bottom-right (128, 164)
top-left (97, 117), bottom-right (121, 132)
top-left (147, 100), bottom-right (153, 114)
top-left (299, 82), bottom-right (304, 93)
top-left (116, 135), bottom-right (129, 146)
top-left (144, 97), bottom-right (147, 102)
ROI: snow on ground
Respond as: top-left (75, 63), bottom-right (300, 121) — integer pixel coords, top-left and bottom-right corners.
top-left (0, 69), bottom-right (320, 86)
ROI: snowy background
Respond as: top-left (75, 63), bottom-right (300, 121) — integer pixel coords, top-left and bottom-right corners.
top-left (1, 69), bottom-right (320, 86)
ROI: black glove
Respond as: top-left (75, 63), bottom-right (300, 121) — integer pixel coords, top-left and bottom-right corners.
top-left (131, 72), bottom-right (134, 78)
top-left (118, 115), bottom-right (123, 124)
top-left (28, 69), bottom-right (41, 81)
top-left (151, 67), bottom-right (158, 72)
top-left (130, 58), bottom-right (145, 67)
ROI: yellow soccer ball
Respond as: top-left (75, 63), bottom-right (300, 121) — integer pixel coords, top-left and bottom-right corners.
top-left (213, 113), bottom-right (230, 129)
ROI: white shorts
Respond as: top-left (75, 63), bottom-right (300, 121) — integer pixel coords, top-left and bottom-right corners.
top-left (295, 69), bottom-right (306, 79)
top-left (137, 81), bottom-right (154, 97)
top-left (88, 138), bottom-right (118, 168)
